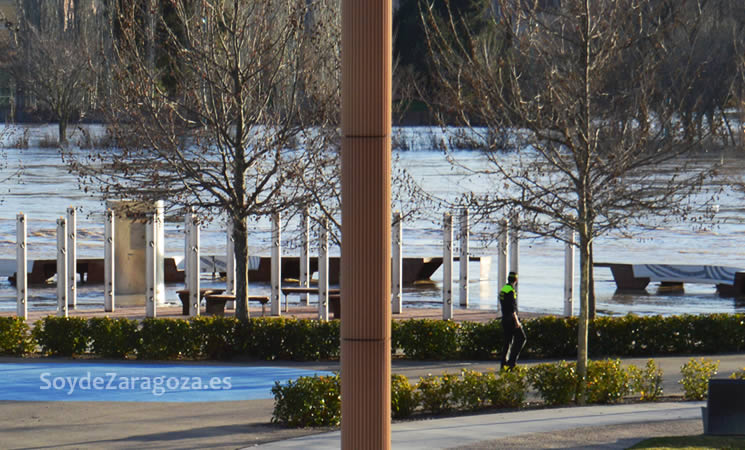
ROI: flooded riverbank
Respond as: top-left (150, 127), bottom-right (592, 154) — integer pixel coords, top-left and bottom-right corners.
top-left (1, 124), bottom-right (744, 316)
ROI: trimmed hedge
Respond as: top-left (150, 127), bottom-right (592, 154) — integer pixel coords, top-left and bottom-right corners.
top-left (272, 359), bottom-right (671, 427)
top-left (2, 313), bottom-right (744, 360)
top-left (33, 316), bottom-right (88, 356)
top-left (0, 317), bottom-right (33, 356)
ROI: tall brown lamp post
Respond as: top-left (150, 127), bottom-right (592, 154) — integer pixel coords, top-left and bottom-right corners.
top-left (340, 0), bottom-right (392, 448)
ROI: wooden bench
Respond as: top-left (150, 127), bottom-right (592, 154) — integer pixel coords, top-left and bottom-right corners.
top-left (176, 288), bottom-right (224, 315)
top-left (595, 263), bottom-right (745, 296)
top-left (703, 378), bottom-right (745, 435)
top-left (204, 294), bottom-right (269, 316)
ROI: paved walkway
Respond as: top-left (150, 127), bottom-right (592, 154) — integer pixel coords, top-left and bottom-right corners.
top-left (0, 353), bottom-right (742, 449)
top-left (258, 402), bottom-right (705, 449)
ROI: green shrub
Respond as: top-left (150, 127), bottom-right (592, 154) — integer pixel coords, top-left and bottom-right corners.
top-left (524, 316), bottom-right (577, 359)
top-left (417, 372), bottom-right (457, 413)
top-left (87, 317), bottom-right (139, 358)
top-left (729, 367), bottom-right (745, 380)
top-left (485, 366), bottom-right (528, 408)
top-left (585, 359), bottom-right (631, 404)
top-left (680, 357), bottom-right (719, 400)
top-left (451, 369), bottom-right (489, 411)
top-left (589, 316), bottom-right (635, 357)
top-left (32, 316), bottom-right (88, 356)
top-left (190, 316), bottom-right (237, 360)
top-left (314, 320), bottom-right (341, 360)
top-left (396, 320), bottom-right (460, 360)
top-left (239, 317), bottom-right (286, 360)
top-left (458, 321), bottom-right (501, 360)
top-left (0, 317), bottom-right (34, 356)
top-left (281, 319), bottom-right (340, 361)
top-left (271, 374), bottom-right (341, 427)
top-left (391, 374), bottom-right (419, 419)
top-left (138, 318), bottom-right (198, 360)
top-left (528, 361), bottom-right (578, 406)
top-left (628, 359), bottom-right (664, 401)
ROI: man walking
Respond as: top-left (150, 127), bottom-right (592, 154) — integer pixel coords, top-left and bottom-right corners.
top-left (500, 271), bottom-right (526, 370)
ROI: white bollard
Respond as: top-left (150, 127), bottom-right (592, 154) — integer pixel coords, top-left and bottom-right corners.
top-left (442, 213), bottom-right (453, 320)
top-left (104, 209), bottom-right (115, 312)
top-left (459, 209), bottom-right (469, 307)
top-left (497, 219), bottom-right (509, 295)
top-left (146, 213), bottom-right (158, 318)
top-left (318, 220), bottom-right (329, 321)
top-left (392, 211), bottom-right (402, 314)
top-left (271, 212), bottom-right (282, 315)
top-left (509, 221), bottom-right (519, 295)
top-left (187, 212), bottom-right (200, 317)
top-left (497, 219), bottom-right (510, 313)
top-left (66, 207), bottom-right (76, 309)
top-left (16, 213), bottom-right (27, 319)
top-left (56, 217), bottom-right (68, 317)
top-left (225, 219), bottom-right (236, 309)
top-left (184, 213), bottom-right (190, 288)
top-left (300, 210), bottom-right (310, 305)
top-left (564, 229), bottom-right (576, 317)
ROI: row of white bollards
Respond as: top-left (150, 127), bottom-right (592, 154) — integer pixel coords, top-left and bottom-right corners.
top-left (13, 206), bottom-right (575, 320)
top-left (266, 212), bottom-right (331, 320)
top-left (440, 210), bottom-right (479, 320)
top-left (439, 212), bottom-right (576, 319)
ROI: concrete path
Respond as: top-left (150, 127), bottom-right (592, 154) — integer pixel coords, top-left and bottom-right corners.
top-left (256, 402), bottom-right (705, 449)
top-left (0, 353), bottom-right (742, 449)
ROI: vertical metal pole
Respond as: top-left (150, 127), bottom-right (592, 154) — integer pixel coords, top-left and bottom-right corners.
top-left (459, 208), bottom-right (469, 307)
top-left (66, 207), bottom-right (76, 309)
top-left (271, 212), bottom-right (282, 315)
top-left (16, 213), bottom-right (27, 319)
top-left (341, 0), bottom-right (392, 445)
top-left (188, 212), bottom-right (200, 317)
top-left (56, 217), bottom-right (68, 317)
top-left (104, 209), bottom-right (115, 312)
top-left (442, 213), bottom-right (453, 320)
top-left (184, 210), bottom-right (191, 291)
top-left (392, 212), bottom-right (402, 314)
top-left (319, 219), bottom-right (329, 321)
top-left (300, 210), bottom-right (310, 305)
top-left (497, 219), bottom-right (509, 299)
top-left (509, 221), bottom-right (519, 295)
top-left (155, 200), bottom-right (165, 305)
top-left (146, 213), bottom-right (157, 318)
top-left (564, 229), bottom-right (576, 317)
top-left (226, 219), bottom-right (236, 309)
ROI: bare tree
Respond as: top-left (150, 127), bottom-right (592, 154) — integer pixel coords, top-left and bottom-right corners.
top-left (64, 0), bottom-right (340, 321)
top-left (423, 0), bottom-right (717, 401)
top-left (0, 2), bottom-right (96, 144)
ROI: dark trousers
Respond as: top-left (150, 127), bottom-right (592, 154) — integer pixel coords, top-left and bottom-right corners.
top-left (501, 323), bottom-right (527, 369)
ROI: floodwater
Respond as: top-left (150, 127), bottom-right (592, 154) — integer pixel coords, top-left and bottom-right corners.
top-left (1, 124), bottom-right (744, 317)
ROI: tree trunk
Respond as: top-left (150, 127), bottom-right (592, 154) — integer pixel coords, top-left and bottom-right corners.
top-left (588, 242), bottom-right (595, 319)
top-left (576, 227), bottom-right (590, 406)
top-left (58, 117), bottom-right (68, 144)
top-left (232, 215), bottom-right (251, 322)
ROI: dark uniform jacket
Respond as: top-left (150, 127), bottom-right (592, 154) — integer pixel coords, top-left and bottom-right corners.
top-left (499, 283), bottom-right (518, 328)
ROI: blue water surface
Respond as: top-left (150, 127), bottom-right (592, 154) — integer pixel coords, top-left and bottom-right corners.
top-left (0, 362), bottom-right (332, 402)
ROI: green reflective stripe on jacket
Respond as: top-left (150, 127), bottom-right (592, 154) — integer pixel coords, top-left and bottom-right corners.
top-left (500, 284), bottom-right (514, 300)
